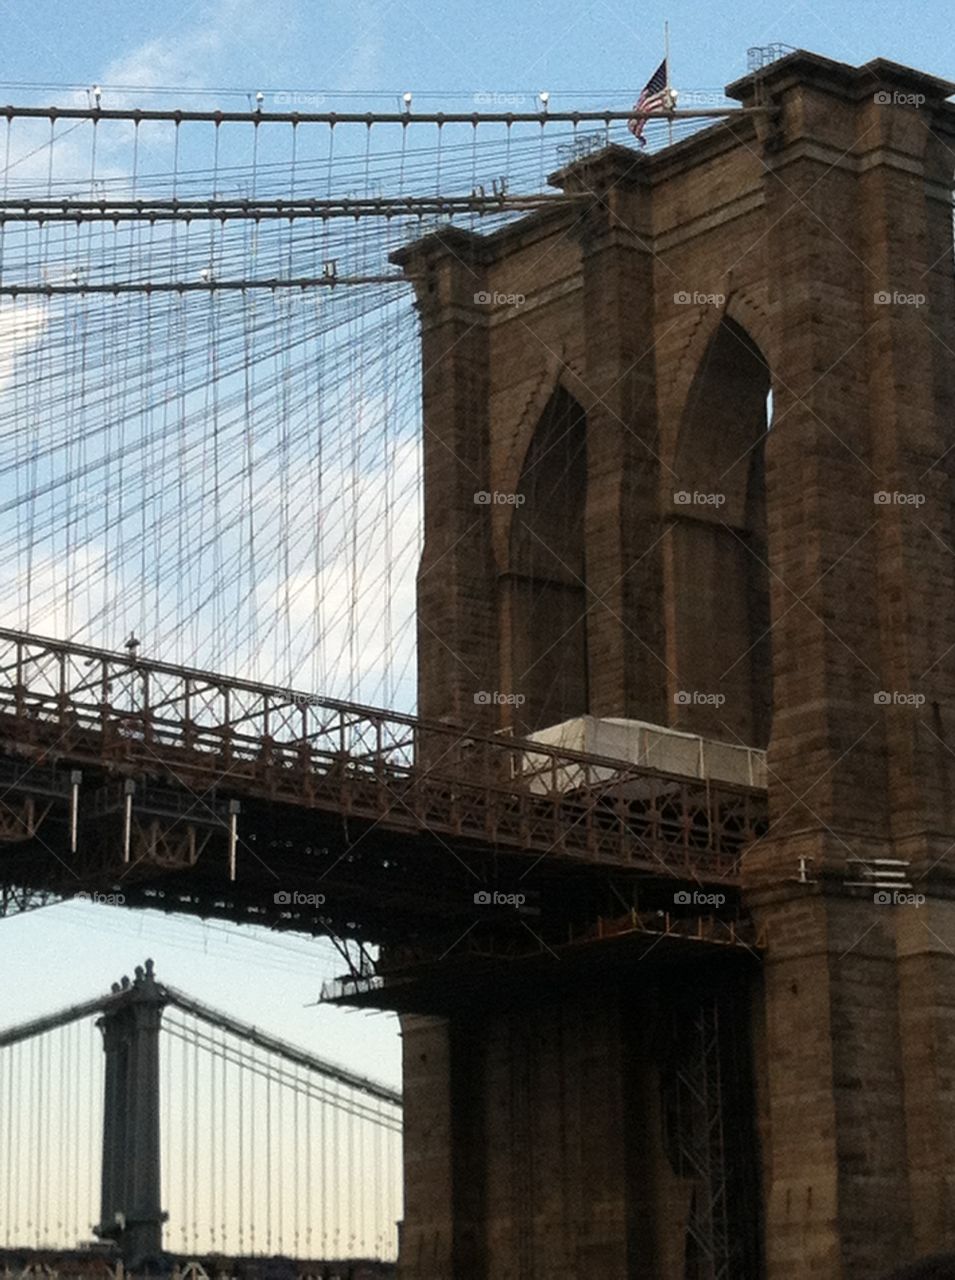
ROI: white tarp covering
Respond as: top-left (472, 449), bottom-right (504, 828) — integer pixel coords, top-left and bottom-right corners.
top-left (524, 715), bottom-right (766, 791)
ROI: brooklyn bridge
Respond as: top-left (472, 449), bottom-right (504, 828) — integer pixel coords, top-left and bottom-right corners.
top-left (0, 40), bottom-right (954, 1280)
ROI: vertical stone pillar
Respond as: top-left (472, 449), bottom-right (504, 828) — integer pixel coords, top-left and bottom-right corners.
top-left (853, 78), bottom-right (955, 1257)
top-left (397, 1015), bottom-right (456, 1280)
top-left (391, 230), bottom-right (497, 728)
top-left (398, 1014), bottom-right (507, 1280)
top-left (98, 1000), bottom-right (129, 1237)
top-left (95, 960), bottom-right (167, 1266)
top-left (734, 53), bottom-right (955, 1279)
top-left (553, 148), bottom-right (668, 724)
top-left (743, 65), bottom-right (905, 1278)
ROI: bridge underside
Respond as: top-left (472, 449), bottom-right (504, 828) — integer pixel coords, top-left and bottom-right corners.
top-left (0, 1250), bottom-right (396, 1280)
top-left (0, 733), bottom-right (758, 961)
top-left (323, 911), bottom-right (758, 1015)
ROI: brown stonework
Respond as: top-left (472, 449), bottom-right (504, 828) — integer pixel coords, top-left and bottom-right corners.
top-left (394, 49), bottom-right (955, 1280)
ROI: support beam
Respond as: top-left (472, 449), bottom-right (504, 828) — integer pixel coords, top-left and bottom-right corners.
top-left (0, 105), bottom-right (773, 126)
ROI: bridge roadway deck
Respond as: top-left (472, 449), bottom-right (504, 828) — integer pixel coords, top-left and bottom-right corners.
top-left (0, 629), bottom-right (768, 945)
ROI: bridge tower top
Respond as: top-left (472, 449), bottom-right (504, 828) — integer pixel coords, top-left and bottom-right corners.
top-left (396, 46), bottom-right (955, 865)
top-left (108, 957), bottom-right (162, 999)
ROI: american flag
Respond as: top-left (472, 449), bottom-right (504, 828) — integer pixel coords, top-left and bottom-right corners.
top-left (628, 58), bottom-right (669, 146)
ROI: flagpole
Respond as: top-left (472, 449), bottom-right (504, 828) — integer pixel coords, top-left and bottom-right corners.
top-left (665, 20), bottom-right (673, 146)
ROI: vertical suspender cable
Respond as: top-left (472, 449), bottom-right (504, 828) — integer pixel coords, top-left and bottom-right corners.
top-left (265, 1051), bottom-right (272, 1253)
top-left (3, 1041), bottom-right (13, 1245)
top-left (181, 1018), bottom-right (188, 1255)
top-left (276, 1054), bottom-right (284, 1252)
top-left (209, 1015), bottom-right (217, 1255)
top-left (234, 1024), bottom-right (241, 1254)
top-left (305, 1070), bottom-right (313, 1258)
top-left (192, 1013), bottom-right (200, 1254)
top-left (32, 1036), bottom-right (40, 1244)
top-left (293, 1064), bottom-right (300, 1256)
top-left (249, 1039), bottom-right (256, 1256)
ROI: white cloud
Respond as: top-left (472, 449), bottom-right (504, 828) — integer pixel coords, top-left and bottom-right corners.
top-left (0, 301), bottom-right (50, 393)
top-left (217, 432), bottom-right (422, 708)
top-left (97, 0), bottom-right (286, 100)
top-left (0, 542), bottom-right (127, 642)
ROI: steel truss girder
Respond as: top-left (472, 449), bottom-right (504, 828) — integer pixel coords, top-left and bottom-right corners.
top-left (0, 626), bottom-right (766, 881)
top-left (0, 192), bottom-right (580, 224)
top-left (0, 883), bottom-right (60, 918)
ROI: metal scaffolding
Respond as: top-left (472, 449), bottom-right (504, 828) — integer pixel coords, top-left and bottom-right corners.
top-left (662, 990), bottom-right (760, 1280)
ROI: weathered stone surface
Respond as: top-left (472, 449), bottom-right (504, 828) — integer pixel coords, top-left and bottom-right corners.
top-left (395, 49), bottom-right (955, 1280)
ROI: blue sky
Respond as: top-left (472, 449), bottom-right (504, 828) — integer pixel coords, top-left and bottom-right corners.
top-left (0, 0), bottom-right (951, 1244)
top-left (0, 0), bottom-right (951, 109)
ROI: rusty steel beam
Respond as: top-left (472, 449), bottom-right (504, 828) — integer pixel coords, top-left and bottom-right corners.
top-left (0, 104), bottom-right (772, 125)
top-left (0, 193), bottom-right (581, 223)
top-left (0, 275), bottom-right (410, 295)
top-left (0, 627), bottom-right (767, 878)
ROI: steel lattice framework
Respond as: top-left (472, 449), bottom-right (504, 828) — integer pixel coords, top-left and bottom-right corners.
top-left (0, 627), bottom-right (766, 885)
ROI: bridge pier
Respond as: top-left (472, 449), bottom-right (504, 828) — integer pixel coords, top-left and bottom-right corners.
top-left (95, 960), bottom-right (168, 1267)
top-left (397, 967), bottom-right (760, 1279)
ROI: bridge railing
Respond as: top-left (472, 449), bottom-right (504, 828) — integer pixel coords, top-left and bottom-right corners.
top-left (0, 629), bottom-right (768, 877)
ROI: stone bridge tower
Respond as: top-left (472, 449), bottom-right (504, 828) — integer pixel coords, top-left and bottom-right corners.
top-left (394, 51), bottom-right (955, 1280)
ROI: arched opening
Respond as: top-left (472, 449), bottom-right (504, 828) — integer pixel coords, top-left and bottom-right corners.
top-left (507, 386), bottom-right (588, 733)
top-left (671, 318), bottom-right (772, 748)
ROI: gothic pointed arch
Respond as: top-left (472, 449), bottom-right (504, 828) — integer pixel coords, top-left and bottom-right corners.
top-left (662, 288), bottom-right (775, 467)
top-left (505, 382), bottom-right (588, 733)
top-left (668, 315), bottom-right (773, 748)
top-left (499, 355), bottom-right (595, 509)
